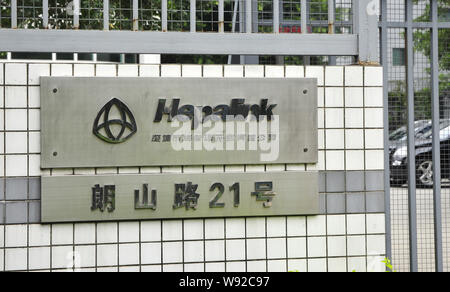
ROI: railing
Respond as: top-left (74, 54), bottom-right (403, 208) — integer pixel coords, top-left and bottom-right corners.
top-left (0, 0), bottom-right (378, 62)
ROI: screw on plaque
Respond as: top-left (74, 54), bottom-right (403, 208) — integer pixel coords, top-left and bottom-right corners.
top-left (303, 89), bottom-right (308, 94)
top-left (53, 88), bottom-right (58, 93)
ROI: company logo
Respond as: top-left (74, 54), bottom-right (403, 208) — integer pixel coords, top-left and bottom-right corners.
top-left (154, 98), bottom-right (277, 129)
top-left (93, 98), bottom-right (137, 144)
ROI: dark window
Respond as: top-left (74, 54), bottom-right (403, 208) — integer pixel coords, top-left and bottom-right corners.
top-left (393, 48), bottom-right (406, 66)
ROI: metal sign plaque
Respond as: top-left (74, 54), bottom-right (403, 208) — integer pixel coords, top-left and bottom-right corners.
top-left (41, 172), bottom-right (318, 223)
top-left (40, 77), bottom-right (317, 168)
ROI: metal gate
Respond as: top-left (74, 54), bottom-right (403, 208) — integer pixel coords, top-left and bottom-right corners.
top-left (381, 0), bottom-right (450, 272)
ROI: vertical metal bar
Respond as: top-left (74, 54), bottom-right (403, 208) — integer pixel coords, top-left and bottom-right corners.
top-left (430, 0), bottom-right (444, 273)
top-left (246, 0), bottom-right (252, 33)
top-left (133, 0), bottom-right (139, 31)
top-left (352, 0), bottom-right (359, 36)
top-left (11, 0), bottom-right (17, 28)
top-left (43, 0), bottom-right (49, 28)
top-left (406, 0), bottom-right (418, 273)
top-left (380, 0), bottom-right (392, 265)
top-left (239, 0), bottom-right (245, 64)
top-left (328, 0), bottom-right (336, 65)
top-left (302, 0), bottom-right (309, 64)
top-left (219, 0), bottom-right (224, 32)
top-left (301, 0), bottom-right (307, 34)
top-left (103, 0), bottom-right (110, 30)
top-left (73, 0), bottom-right (80, 29)
top-left (328, 0), bottom-right (334, 33)
top-left (252, 0), bottom-right (258, 32)
top-left (190, 0), bottom-right (196, 32)
top-left (162, 0), bottom-right (168, 32)
top-left (228, 0), bottom-right (239, 64)
top-left (245, 0), bottom-right (253, 33)
top-left (355, 0), bottom-right (379, 63)
top-left (273, 0), bottom-right (279, 33)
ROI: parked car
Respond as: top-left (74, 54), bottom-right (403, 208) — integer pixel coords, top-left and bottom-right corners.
top-left (389, 119), bottom-right (450, 187)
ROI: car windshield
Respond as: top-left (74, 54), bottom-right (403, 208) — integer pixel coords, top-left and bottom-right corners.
top-left (421, 120), bottom-right (450, 140)
top-left (389, 126), bottom-right (406, 141)
top-left (389, 120), bottom-right (432, 141)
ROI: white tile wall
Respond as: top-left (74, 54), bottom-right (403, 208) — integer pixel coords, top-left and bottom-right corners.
top-left (29, 224), bottom-right (50, 246)
top-left (305, 66), bottom-right (324, 86)
top-left (364, 67), bottom-right (383, 87)
top-left (160, 65), bottom-right (182, 77)
top-left (75, 223), bottom-right (96, 244)
top-left (309, 261), bottom-right (327, 275)
top-left (163, 241), bottom-right (183, 263)
top-left (140, 64), bottom-right (160, 77)
top-left (327, 215), bottom-right (346, 235)
top-left (328, 236), bottom-right (347, 257)
top-left (224, 65), bottom-right (243, 77)
top-left (347, 214), bottom-right (366, 235)
top-left (244, 65), bottom-right (264, 78)
top-left (345, 66), bottom-right (363, 87)
top-left (74, 64), bottom-right (95, 77)
top-left (5, 224), bottom-right (28, 247)
top-left (0, 62), bottom-right (4, 84)
top-left (205, 219), bottom-right (225, 239)
top-left (118, 65), bottom-right (139, 77)
top-left (205, 240), bottom-right (225, 261)
top-left (0, 63), bottom-right (385, 272)
top-left (119, 243), bottom-right (140, 265)
top-left (97, 244), bottom-right (118, 267)
top-left (287, 237), bottom-right (307, 258)
top-left (75, 245), bottom-right (96, 268)
top-left (307, 216), bottom-right (326, 237)
top-left (325, 87), bottom-right (344, 107)
top-left (119, 222), bottom-right (140, 243)
top-left (325, 67), bottom-right (344, 86)
top-left (52, 224), bottom-right (73, 245)
top-left (345, 87), bottom-right (364, 107)
top-left (5, 248), bottom-right (28, 271)
top-left (247, 239), bottom-right (266, 260)
top-left (265, 65), bottom-right (284, 78)
top-left (5, 64), bottom-right (27, 85)
top-left (96, 64), bottom-right (116, 77)
top-left (5, 86), bottom-right (27, 108)
top-left (226, 239), bottom-right (246, 261)
top-left (29, 247), bottom-right (51, 270)
top-left (285, 66), bottom-right (304, 78)
top-left (29, 64), bottom-right (50, 85)
top-left (141, 242), bottom-right (161, 264)
top-left (97, 223), bottom-right (118, 244)
top-left (183, 219), bottom-right (203, 240)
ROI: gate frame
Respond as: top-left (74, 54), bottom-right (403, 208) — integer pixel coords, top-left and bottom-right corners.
top-left (380, 0), bottom-right (448, 272)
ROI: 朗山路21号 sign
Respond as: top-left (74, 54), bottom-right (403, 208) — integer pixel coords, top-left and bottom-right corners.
top-left (40, 77), bottom-right (318, 168)
top-left (41, 172), bottom-right (318, 223)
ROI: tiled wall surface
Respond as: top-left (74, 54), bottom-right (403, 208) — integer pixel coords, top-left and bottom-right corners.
top-left (0, 62), bottom-right (385, 272)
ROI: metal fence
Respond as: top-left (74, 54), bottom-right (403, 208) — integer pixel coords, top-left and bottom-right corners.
top-left (0, 0), bottom-right (377, 63)
top-left (381, 0), bottom-right (450, 272)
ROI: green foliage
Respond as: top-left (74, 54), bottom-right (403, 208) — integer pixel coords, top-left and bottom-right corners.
top-left (382, 258), bottom-right (397, 272)
top-left (413, 0), bottom-right (449, 72)
top-left (389, 0), bottom-right (449, 129)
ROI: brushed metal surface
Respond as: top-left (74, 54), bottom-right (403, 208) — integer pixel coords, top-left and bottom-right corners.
top-left (40, 77), bottom-right (317, 168)
top-left (41, 172), bottom-right (319, 223)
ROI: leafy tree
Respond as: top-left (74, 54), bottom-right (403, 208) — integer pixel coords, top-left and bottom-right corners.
top-left (389, 0), bottom-right (449, 132)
